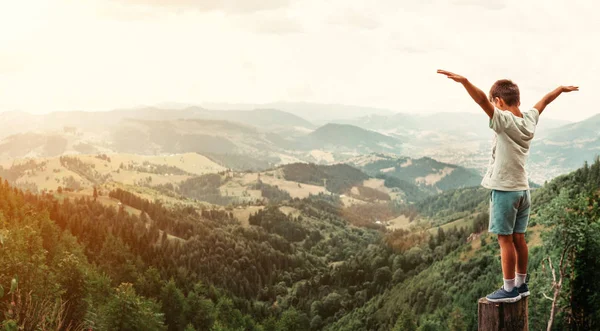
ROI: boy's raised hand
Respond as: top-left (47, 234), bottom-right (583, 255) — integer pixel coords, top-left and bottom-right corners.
top-left (561, 85), bottom-right (579, 92)
top-left (534, 85), bottom-right (579, 115)
top-left (437, 69), bottom-right (468, 83)
top-left (436, 69), bottom-right (494, 118)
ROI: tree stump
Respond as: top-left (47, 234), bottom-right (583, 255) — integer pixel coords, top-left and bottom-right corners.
top-left (478, 297), bottom-right (528, 331)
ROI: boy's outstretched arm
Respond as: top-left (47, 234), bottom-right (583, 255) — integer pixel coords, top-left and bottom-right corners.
top-left (437, 70), bottom-right (494, 119)
top-left (534, 85), bottom-right (579, 115)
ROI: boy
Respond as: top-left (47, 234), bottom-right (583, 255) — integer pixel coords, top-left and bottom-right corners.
top-left (437, 69), bottom-right (578, 303)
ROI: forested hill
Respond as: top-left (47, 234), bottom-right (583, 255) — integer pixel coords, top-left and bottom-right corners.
top-left (0, 157), bottom-right (599, 330)
top-left (0, 174), bottom-right (471, 330)
top-left (328, 157), bottom-right (600, 330)
top-left (346, 154), bottom-right (484, 193)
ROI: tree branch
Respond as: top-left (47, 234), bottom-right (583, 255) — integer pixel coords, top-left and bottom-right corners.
top-left (547, 256), bottom-right (557, 285)
top-left (546, 246), bottom-right (570, 331)
top-left (542, 293), bottom-right (555, 301)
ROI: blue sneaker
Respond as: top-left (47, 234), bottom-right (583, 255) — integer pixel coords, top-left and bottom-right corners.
top-left (486, 286), bottom-right (522, 303)
top-left (517, 283), bottom-right (530, 297)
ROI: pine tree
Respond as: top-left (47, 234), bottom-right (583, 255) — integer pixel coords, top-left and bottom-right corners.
top-left (448, 307), bottom-right (466, 331)
top-left (102, 283), bottom-right (165, 331)
top-left (393, 310), bottom-right (417, 331)
top-left (185, 285), bottom-right (215, 331)
top-left (160, 279), bottom-right (186, 331)
top-left (276, 307), bottom-right (310, 331)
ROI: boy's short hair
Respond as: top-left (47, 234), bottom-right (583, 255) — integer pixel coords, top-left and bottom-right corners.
top-left (489, 79), bottom-right (520, 106)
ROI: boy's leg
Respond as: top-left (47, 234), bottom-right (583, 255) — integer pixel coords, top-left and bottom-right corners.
top-left (487, 234), bottom-right (520, 301)
top-left (498, 235), bottom-right (517, 280)
top-left (489, 190), bottom-right (519, 282)
top-left (498, 234), bottom-right (517, 293)
top-left (513, 189), bottom-right (531, 290)
top-left (513, 233), bottom-right (528, 288)
top-left (513, 233), bottom-right (528, 273)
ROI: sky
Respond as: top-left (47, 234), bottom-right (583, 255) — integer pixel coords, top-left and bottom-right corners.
top-left (0, 0), bottom-right (597, 121)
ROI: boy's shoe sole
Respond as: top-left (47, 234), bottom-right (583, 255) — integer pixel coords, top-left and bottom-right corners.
top-left (519, 291), bottom-right (530, 297)
top-left (486, 294), bottom-right (522, 303)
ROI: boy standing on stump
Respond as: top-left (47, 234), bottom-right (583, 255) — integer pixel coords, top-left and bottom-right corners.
top-left (437, 69), bottom-right (578, 303)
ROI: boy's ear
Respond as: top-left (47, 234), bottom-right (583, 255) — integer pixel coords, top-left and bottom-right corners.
top-left (497, 97), bottom-right (506, 108)
top-left (492, 97), bottom-right (501, 107)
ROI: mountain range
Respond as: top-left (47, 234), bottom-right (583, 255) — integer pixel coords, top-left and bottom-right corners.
top-left (0, 103), bottom-right (597, 183)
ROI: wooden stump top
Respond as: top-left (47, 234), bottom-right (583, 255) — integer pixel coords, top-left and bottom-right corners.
top-left (478, 297), bottom-right (528, 331)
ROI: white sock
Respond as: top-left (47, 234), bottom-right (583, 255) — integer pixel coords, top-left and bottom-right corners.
top-left (503, 278), bottom-right (516, 292)
top-left (516, 273), bottom-right (527, 287)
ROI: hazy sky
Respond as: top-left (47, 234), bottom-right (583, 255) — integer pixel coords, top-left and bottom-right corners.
top-left (0, 0), bottom-right (597, 121)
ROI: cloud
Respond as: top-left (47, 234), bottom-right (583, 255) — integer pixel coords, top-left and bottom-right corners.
top-left (387, 16), bottom-right (447, 54)
top-left (328, 8), bottom-right (380, 30)
top-left (286, 83), bottom-right (314, 99)
top-left (0, 52), bottom-right (27, 75)
top-left (113, 0), bottom-right (291, 13)
top-left (248, 19), bottom-right (303, 34)
top-left (452, 0), bottom-right (507, 11)
top-left (99, 3), bottom-right (164, 21)
top-left (236, 11), bottom-right (304, 35)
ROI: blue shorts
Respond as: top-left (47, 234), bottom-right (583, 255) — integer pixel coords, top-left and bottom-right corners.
top-left (488, 189), bottom-right (530, 235)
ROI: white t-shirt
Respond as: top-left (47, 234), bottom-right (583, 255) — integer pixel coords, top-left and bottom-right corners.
top-left (480, 107), bottom-right (539, 191)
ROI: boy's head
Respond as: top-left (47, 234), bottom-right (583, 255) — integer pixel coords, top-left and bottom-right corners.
top-left (489, 79), bottom-right (520, 109)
